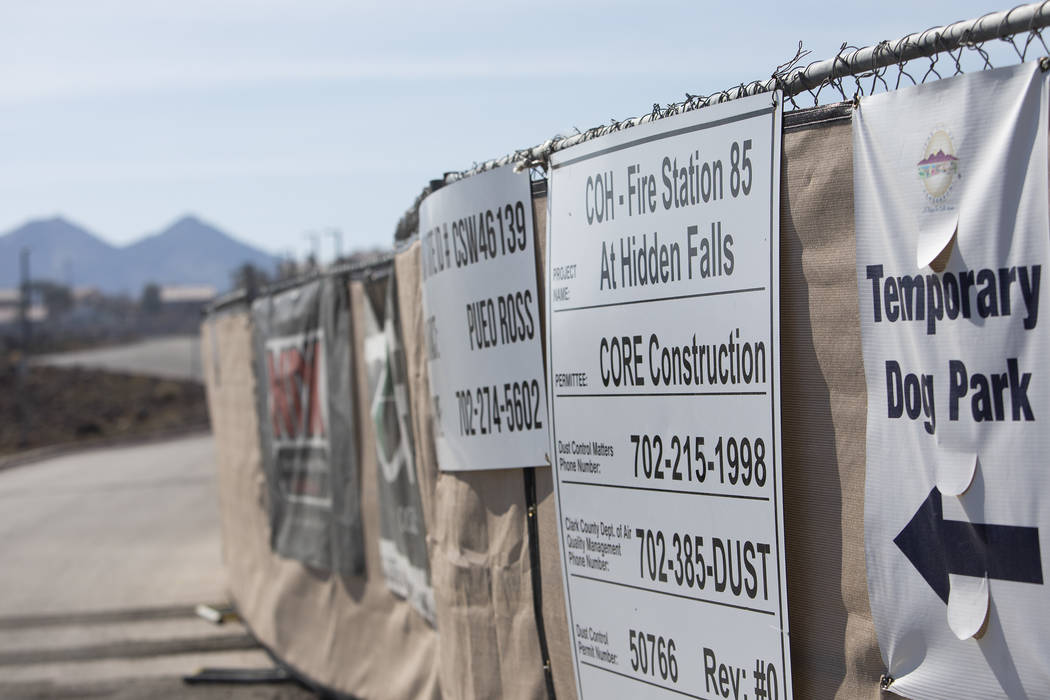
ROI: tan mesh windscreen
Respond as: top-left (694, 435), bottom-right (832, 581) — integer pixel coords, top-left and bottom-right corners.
top-left (204, 114), bottom-right (892, 700)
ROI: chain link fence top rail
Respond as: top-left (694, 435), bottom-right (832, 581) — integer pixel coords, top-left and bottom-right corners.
top-left (243, 2), bottom-right (1050, 274)
top-left (438, 0), bottom-right (1050, 183)
top-left (385, 0), bottom-right (1050, 245)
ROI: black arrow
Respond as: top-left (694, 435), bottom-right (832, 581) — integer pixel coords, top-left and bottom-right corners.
top-left (894, 487), bottom-right (1043, 604)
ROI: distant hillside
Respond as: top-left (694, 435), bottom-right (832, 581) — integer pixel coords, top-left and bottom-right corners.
top-left (0, 218), bottom-right (120, 289)
top-left (118, 216), bottom-right (278, 293)
top-left (0, 215), bottom-right (279, 294)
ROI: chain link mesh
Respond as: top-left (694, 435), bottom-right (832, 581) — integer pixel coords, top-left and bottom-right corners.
top-left (523, 6), bottom-right (1050, 175)
top-left (391, 2), bottom-right (1050, 239)
top-left (785, 18), bottom-right (1050, 109)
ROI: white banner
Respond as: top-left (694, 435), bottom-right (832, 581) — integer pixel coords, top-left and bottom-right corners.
top-left (856, 62), bottom-right (1050, 698)
top-left (418, 166), bottom-right (549, 471)
top-left (547, 93), bottom-right (792, 699)
top-left (364, 271), bottom-right (435, 625)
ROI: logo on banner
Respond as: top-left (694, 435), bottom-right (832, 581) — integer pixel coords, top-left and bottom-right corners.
top-left (264, 330), bottom-right (331, 504)
top-left (371, 352), bottom-right (410, 484)
top-left (917, 128), bottom-right (961, 203)
top-left (265, 330), bottom-right (328, 446)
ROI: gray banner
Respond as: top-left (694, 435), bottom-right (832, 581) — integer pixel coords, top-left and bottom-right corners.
top-left (251, 276), bottom-right (365, 574)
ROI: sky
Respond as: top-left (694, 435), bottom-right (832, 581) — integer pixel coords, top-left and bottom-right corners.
top-left (0, 0), bottom-right (1028, 261)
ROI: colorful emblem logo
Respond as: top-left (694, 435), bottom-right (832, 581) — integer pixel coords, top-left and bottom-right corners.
top-left (917, 129), bottom-right (960, 201)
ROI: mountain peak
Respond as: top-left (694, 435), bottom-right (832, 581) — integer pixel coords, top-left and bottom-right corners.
top-left (32, 215), bottom-right (70, 227)
top-left (121, 216), bottom-right (276, 292)
top-left (2, 216), bottom-right (113, 250)
top-left (0, 214), bottom-right (277, 293)
top-left (0, 217), bottom-right (117, 288)
top-left (171, 213), bottom-right (204, 228)
top-left (153, 214), bottom-right (225, 239)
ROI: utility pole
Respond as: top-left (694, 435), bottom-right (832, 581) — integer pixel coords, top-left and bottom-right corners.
top-left (303, 231), bottom-right (320, 269)
top-left (16, 247), bottom-right (30, 448)
top-left (326, 228), bottom-right (344, 263)
top-left (19, 247), bottom-right (31, 351)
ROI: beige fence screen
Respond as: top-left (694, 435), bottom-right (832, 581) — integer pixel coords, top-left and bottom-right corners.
top-left (203, 110), bottom-right (892, 699)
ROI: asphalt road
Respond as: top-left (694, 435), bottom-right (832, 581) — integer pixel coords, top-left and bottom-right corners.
top-left (32, 335), bottom-right (204, 382)
top-left (0, 435), bottom-right (315, 699)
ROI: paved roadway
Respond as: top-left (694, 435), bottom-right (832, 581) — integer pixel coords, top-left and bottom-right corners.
top-left (32, 336), bottom-right (204, 382)
top-left (0, 435), bottom-right (315, 699)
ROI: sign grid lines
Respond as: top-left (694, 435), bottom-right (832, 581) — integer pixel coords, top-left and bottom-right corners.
top-left (547, 92), bottom-right (791, 699)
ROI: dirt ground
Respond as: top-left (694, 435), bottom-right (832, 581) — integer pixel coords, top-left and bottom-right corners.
top-left (0, 359), bottom-right (209, 457)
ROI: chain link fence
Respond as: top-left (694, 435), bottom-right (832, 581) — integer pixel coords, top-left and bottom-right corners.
top-left (424, 1), bottom-right (1050, 193)
top-left (382, 3), bottom-right (1050, 244)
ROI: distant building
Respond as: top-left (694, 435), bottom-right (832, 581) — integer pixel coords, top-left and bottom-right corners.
top-left (0, 288), bottom-right (46, 327)
top-left (159, 285), bottom-right (216, 310)
top-left (72, 287), bottom-right (101, 303)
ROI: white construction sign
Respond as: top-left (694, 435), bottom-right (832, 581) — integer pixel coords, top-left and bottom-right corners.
top-left (419, 166), bottom-right (549, 471)
top-left (547, 93), bottom-right (792, 699)
top-left (856, 62), bottom-right (1050, 698)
